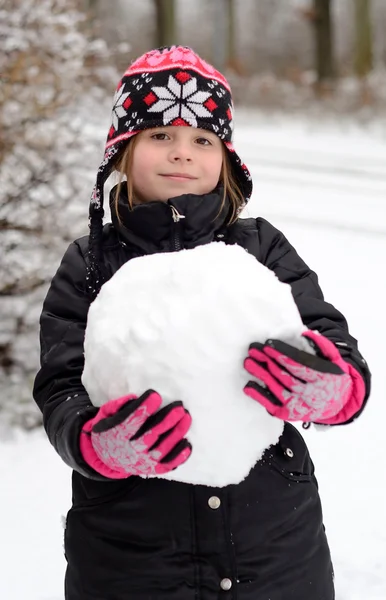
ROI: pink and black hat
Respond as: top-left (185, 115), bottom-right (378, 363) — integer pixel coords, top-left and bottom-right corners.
top-left (88, 46), bottom-right (252, 294)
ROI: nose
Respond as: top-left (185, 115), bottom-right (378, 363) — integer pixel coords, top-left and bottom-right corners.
top-left (168, 140), bottom-right (192, 162)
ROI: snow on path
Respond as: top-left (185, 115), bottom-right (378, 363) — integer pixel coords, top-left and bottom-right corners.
top-left (0, 431), bottom-right (70, 600)
top-left (238, 113), bottom-right (386, 234)
top-left (1, 116), bottom-right (386, 599)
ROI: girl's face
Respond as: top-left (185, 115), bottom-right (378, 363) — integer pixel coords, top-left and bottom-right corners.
top-left (131, 126), bottom-right (223, 203)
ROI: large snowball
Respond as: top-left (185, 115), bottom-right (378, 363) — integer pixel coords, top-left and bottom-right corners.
top-left (82, 242), bottom-right (310, 487)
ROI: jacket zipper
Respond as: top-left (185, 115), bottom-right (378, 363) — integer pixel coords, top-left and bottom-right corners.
top-left (170, 205), bottom-right (185, 251)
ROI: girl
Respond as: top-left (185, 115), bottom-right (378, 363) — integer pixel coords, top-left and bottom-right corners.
top-left (33, 46), bottom-right (370, 600)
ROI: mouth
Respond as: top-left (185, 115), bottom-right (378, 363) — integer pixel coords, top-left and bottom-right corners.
top-left (160, 173), bottom-right (198, 181)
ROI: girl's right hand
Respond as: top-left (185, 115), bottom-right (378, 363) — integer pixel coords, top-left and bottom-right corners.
top-left (80, 390), bottom-right (192, 479)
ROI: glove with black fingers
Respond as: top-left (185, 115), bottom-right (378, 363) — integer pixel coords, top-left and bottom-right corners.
top-left (243, 330), bottom-right (366, 424)
top-left (80, 390), bottom-right (192, 479)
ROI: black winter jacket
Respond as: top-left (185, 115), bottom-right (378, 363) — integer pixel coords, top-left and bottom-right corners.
top-left (33, 190), bottom-right (370, 600)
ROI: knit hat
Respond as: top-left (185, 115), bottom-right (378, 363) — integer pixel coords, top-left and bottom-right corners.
top-left (87, 45), bottom-right (252, 296)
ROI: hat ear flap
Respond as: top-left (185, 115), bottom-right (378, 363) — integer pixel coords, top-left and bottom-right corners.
top-left (223, 142), bottom-right (253, 201)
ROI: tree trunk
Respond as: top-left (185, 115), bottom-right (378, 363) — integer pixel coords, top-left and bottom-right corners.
top-left (212, 0), bottom-right (227, 71)
top-left (313, 0), bottom-right (335, 84)
top-left (226, 0), bottom-right (236, 66)
top-left (154, 0), bottom-right (176, 48)
top-left (212, 0), bottom-right (243, 74)
top-left (354, 0), bottom-right (373, 77)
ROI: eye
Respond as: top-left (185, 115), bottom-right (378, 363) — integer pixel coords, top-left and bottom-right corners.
top-left (195, 137), bottom-right (212, 146)
top-left (150, 132), bottom-right (170, 141)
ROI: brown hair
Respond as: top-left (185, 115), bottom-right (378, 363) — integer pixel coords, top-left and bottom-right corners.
top-left (113, 135), bottom-right (245, 225)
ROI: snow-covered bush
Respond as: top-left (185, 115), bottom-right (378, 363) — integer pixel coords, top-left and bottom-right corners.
top-left (0, 0), bottom-right (120, 430)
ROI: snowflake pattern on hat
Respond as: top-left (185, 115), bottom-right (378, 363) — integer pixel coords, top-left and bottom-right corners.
top-left (146, 73), bottom-right (217, 129)
top-left (106, 70), bottom-right (232, 145)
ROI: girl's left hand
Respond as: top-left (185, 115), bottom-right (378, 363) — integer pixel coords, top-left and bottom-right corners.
top-left (243, 330), bottom-right (366, 424)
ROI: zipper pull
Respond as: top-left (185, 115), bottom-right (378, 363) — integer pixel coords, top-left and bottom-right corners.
top-left (170, 205), bottom-right (186, 223)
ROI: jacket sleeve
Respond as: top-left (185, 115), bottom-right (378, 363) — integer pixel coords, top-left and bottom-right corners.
top-left (33, 241), bottom-right (107, 479)
top-left (256, 217), bottom-right (371, 423)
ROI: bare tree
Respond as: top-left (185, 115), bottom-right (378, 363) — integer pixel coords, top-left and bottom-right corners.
top-left (154, 0), bottom-right (176, 47)
top-left (211, 0), bottom-right (242, 73)
top-left (313, 0), bottom-right (335, 85)
top-left (354, 0), bottom-right (373, 77)
top-left (299, 0), bottom-right (335, 86)
top-left (225, 0), bottom-right (244, 73)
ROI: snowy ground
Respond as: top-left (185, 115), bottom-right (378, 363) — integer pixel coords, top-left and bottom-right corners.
top-left (1, 114), bottom-right (386, 599)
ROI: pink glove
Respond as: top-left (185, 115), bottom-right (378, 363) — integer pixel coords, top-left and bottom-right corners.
top-left (80, 390), bottom-right (192, 479)
top-left (243, 330), bottom-right (366, 424)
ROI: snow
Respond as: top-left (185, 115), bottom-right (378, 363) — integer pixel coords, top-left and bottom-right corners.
top-left (83, 242), bottom-right (311, 486)
top-left (1, 114), bottom-right (386, 598)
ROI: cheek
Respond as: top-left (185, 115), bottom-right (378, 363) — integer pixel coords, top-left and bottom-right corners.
top-left (205, 154), bottom-right (223, 185)
top-left (131, 156), bottom-right (147, 188)
top-left (131, 148), bottom-right (158, 198)
top-left (130, 159), bottom-right (153, 202)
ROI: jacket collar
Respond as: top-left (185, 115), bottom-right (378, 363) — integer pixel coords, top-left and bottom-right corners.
top-left (109, 185), bottom-right (230, 254)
